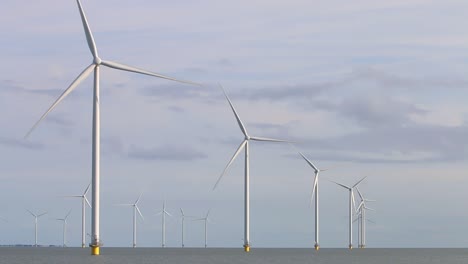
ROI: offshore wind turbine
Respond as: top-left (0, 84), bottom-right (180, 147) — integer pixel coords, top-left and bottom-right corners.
top-left (156, 201), bottom-right (172, 248)
top-left (56, 210), bottom-right (72, 247)
top-left (356, 187), bottom-right (375, 248)
top-left (180, 208), bottom-right (193, 248)
top-left (296, 151), bottom-right (328, 250)
top-left (26, 210), bottom-right (47, 247)
top-left (118, 194), bottom-right (144, 248)
top-left (213, 86), bottom-right (289, 252)
top-left (65, 183), bottom-right (91, 248)
top-left (25, 0), bottom-right (199, 256)
top-left (331, 177), bottom-right (366, 249)
top-left (194, 209), bottom-right (211, 248)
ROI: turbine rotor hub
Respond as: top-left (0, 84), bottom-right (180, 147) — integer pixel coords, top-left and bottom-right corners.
top-left (94, 57), bottom-right (102, 65)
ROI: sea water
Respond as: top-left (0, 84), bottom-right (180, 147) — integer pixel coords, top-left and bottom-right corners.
top-left (0, 247), bottom-right (467, 264)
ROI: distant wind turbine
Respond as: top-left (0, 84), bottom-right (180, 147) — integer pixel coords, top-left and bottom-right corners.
top-left (56, 210), bottom-right (72, 247)
top-left (194, 209), bottom-right (212, 248)
top-left (156, 201), bottom-right (172, 248)
top-left (213, 85), bottom-right (290, 252)
top-left (180, 208), bottom-right (193, 248)
top-left (356, 187), bottom-right (375, 248)
top-left (331, 177), bottom-right (366, 249)
top-left (24, 0), bottom-right (199, 256)
top-left (118, 194), bottom-right (144, 248)
top-left (65, 183), bottom-right (91, 248)
top-left (26, 210), bottom-right (47, 247)
top-left (296, 150), bottom-right (329, 250)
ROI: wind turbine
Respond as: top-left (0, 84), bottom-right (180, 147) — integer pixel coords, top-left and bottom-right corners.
top-left (213, 86), bottom-right (289, 252)
top-left (65, 183), bottom-right (91, 248)
top-left (118, 194), bottom-right (144, 248)
top-left (156, 201), bottom-right (172, 248)
top-left (330, 177), bottom-right (366, 249)
top-left (26, 210), bottom-right (47, 247)
top-left (25, 0), bottom-right (199, 256)
top-left (56, 210), bottom-right (72, 247)
top-left (180, 208), bottom-right (193, 248)
top-left (194, 209), bottom-right (211, 248)
top-left (356, 187), bottom-right (375, 248)
top-left (296, 151), bottom-right (328, 250)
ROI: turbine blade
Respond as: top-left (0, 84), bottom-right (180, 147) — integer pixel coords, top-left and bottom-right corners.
top-left (356, 187), bottom-right (364, 201)
top-left (310, 172), bottom-right (319, 204)
top-left (352, 176), bottom-right (367, 188)
top-left (83, 183), bottom-right (91, 196)
top-left (249, 136), bottom-right (289, 143)
top-left (364, 206), bottom-right (375, 211)
top-left (135, 193), bottom-right (143, 205)
top-left (330, 180), bottom-right (350, 190)
top-left (205, 209), bottom-right (211, 219)
top-left (352, 192), bottom-right (357, 213)
top-left (298, 152), bottom-right (319, 173)
top-left (38, 212), bottom-right (47, 218)
top-left (76, 0), bottom-right (98, 58)
top-left (25, 64), bottom-right (94, 138)
top-left (219, 84), bottom-right (248, 138)
top-left (84, 196), bottom-right (92, 208)
top-left (165, 211), bottom-right (173, 217)
top-left (365, 199), bottom-right (377, 202)
top-left (26, 209), bottom-right (36, 217)
top-left (136, 206), bottom-right (144, 220)
top-left (64, 195), bottom-right (82, 198)
top-left (101, 60), bottom-right (200, 86)
top-left (65, 209), bottom-right (72, 219)
top-left (180, 208), bottom-right (184, 217)
top-left (367, 219), bottom-right (376, 224)
top-left (213, 140), bottom-right (247, 190)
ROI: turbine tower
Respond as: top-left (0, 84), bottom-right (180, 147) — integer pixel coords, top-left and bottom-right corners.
top-left (65, 183), bottom-right (91, 248)
top-left (331, 177), bottom-right (366, 249)
top-left (25, 0), bottom-right (199, 256)
top-left (156, 201), bottom-right (172, 248)
top-left (297, 151), bottom-right (328, 250)
top-left (213, 85), bottom-right (289, 252)
top-left (119, 194), bottom-right (144, 248)
top-left (56, 210), bottom-right (72, 247)
top-left (26, 210), bottom-right (47, 247)
top-left (194, 209), bottom-right (211, 248)
top-left (356, 187), bottom-right (375, 248)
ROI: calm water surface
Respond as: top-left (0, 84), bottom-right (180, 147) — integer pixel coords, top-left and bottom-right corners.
top-left (0, 248), bottom-right (467, 264)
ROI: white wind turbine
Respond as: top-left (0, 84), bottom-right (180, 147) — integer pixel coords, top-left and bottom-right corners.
top-left (330, 177), bottom-right (366, 249)
top-left (65, 183), bottom-right (91, 248)
top-left (356, 187), bottom-right (375, 248)
top-left (118, 194), bottom-right (144, 248)
top-left (26, 210), bottom-right (47, 247)
top-left (156, 201), bottom-right (172, 248)
top-left (194, 209), bottom-right (211, 248)
top-left (180, 208), bottom-right (193, 248)
top-left (56, 210), bottom-right (72, 247)
top-left (25, 0), bottom-right (199, 256)
top-left (296, 151), bottom-right (328, 250)
top-left (213, 86), bottom-right (289, 252)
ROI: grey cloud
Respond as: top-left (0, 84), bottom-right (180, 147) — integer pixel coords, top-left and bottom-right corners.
top-left (128, 144), bottom-right (207, 161)
top-left (0, 137), bottom-right (44, 150)
top-left (335, 96), bottom-right (427, 128)
top-left (167, 105), bottom-right (186, 113)
top-left (140, 83), bottom-right (216, 101)
top-left (298, 123), bottom-right (468, 163)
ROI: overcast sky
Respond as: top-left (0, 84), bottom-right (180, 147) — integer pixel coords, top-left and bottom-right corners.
top-left (0, 0), bottom-right (468, 248)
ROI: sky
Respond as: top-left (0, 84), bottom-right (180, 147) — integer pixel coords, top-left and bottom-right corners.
top-left (0, 0), bottom-right (468, 248)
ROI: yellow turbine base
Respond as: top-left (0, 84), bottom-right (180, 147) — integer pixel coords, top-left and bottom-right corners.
top-left (244, 245), bottom-right (250, 252)
top-left (314, 244), bottom-right (320, 251)
top-left (91, 246), bottom-right (100, 256)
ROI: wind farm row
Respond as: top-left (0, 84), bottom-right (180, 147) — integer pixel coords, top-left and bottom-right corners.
top-left (20, 0), bottom-right (377, 255)
top-left (1, 181), bottom-right (373, 249)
